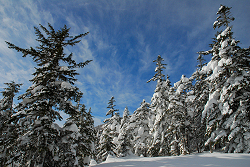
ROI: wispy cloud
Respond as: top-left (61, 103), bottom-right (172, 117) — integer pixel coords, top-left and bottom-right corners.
top-left (1, 0), bottom-right (249, 126)
top-left (0, 0), bottom-right (54, 90)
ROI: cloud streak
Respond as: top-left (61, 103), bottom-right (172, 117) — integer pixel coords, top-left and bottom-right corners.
top-left (1, 0), bottom-right (249, 126)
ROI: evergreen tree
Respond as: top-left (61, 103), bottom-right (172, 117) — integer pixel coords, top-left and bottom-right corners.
top-left (147, 55), bottom-right (166, 83)
top-left (189, 54), bottom-right (208, 153)
top-left (168, 75), bottom-right (193, 155)
top-left (81, 107), bottom-right (96, 165)
top-left (6, 23), bottom-right (92, 166)
top-left (97, 112), bottom-right (120, 162)
top-left (0, 81), bottom-right (22, 166)
top-left (60, 119), bottom-right (79, 167)
top-left (200, 5), bottom-right (250, 153)
top-left (97, 97), bottom-right (120, 162)
top-left (147, 55), bottom-right (169, 157)
top-left (60, 105), bottom-right (95, 166)
top-left (148, 77), bottom-right (172, 156)
top-left (117, 107), bottom-right (132, 157)
top-left (106, 96), bottom-right (119, 117)
top-left (130, 99), bottom-right (151, 157)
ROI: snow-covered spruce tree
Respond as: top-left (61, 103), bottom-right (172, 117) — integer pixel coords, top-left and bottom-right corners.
top-left (0, 81), bottom-right (22, 166)
top-left (188, 54), bottom-right (208, 153)
top-left (6, 23), bottom-right (92, 166)
top-left (117, 107), bottom-right (132, 157)
top-left (130, 99), bottom-right (151, 157)
top-left (79, 107), bottom-right (96, 165)
top-left (83, 107), bottom-right (96, 162)
top-left (200, 5), bottom-right (250, 153)
top-left (60, 118), bottom-right (79, 166)
top-left (106, 96), bottom-right (119, 117)
top-left (168, 75), bottom-right (193, 155)
top-left (148, 77), bottom-right (172, 156)
top-left (97, 97), bottom-right (120, 162)
top-left (147, 55), bottom-right (172, 156)
top-left (97, 112), bottom-right (120, 162)
top-left (147, 55), bottom-right (166, 83)
top-left (60, 105), bottom-right (96, 166)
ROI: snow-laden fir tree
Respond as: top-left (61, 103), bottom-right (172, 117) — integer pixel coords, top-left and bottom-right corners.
top-left (148, 77), bottom-right (172, 156)
top-left (6, 23), bottom-right (92, 166)
top-left (105, 97), bottom-right (120, 151)
top-left (167, 75), bottom-right (193, 155)
top-left (60, 105), bottom-right (96, 166)
top-left (0, 81), bottom-right (22, 166)
top-left (60, 117), bottom-right (79, 166)
top-left (107, 112), bottom-right (121, 154)
top-left (117, 107), bottom-right (132, 157)
top-left (147, 55), bottom-right (172, 156)
top-left (97, 112), bottom-right (120, 162)
top-left (97, 97), bottom-right (120, 162)
top-left (147, 55), bottom-right (166, 83)
top-left (189, 54), bottom-right (208, 153)
top-left (200, 5), bottom-right (250, 153)
top-left (81, 107), bottom-right (96, 163)
top-left (106, 96), bottom-right (119, 117)
top-left (130, 99), bottom-right (151, 157)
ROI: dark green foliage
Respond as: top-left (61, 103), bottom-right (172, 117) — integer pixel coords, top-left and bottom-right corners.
top-left (189, 54), bottom-right (209, 153)
top-left (5, 23), bottom-right (92, 166)
top-left (0, 81), bottom-right (22, 166)
top-left (213, 5), bottom-right (235, 29)
top-left (147, 55), bottom-right (166, 83)
top-left (106, 96), bottom-right (119, 117)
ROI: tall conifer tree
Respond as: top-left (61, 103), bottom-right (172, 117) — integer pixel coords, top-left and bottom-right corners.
top-left (147, 55), bottom-right (172, 156)
top-left (200, 5), bottom-right (250, 153)
top-left (6, 23), bottom-right (92, 166)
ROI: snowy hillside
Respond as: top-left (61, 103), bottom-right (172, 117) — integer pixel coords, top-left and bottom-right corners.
top-left (91, 152), bottom-right (250, 167)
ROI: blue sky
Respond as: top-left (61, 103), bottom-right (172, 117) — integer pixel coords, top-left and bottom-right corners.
top-left (0, 0), bottom-right (250, 126)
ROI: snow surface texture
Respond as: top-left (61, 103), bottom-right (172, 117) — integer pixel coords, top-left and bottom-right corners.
top-left (90, 152), bottom-right (250, 167)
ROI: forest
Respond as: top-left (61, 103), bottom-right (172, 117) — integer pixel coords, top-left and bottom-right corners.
top-left (0, 4), bottom-right (249, 167)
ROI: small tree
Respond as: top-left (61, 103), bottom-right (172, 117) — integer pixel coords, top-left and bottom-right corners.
top-left (97, 97), bottom-right (120, 162)
top-left (60, 105), bottom-right (96, 166)
top-left (80, 107), bottom-right (96, 165)
top-left (147, 55), bottom-right (166, 83)
top-left (106, 96), bottom-right (119, 117)
top-left (130, 99), bottom-right (151, 157)
top-left (97, 112), bottom-right (120, 162)
top-left (117, 107), bottom-right (132, 157)
top-left (0, 81), bottom-right (22, 166)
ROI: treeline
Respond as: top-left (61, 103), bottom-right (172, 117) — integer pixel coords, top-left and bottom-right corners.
top-left (96, 4), bottom-right (250, 162)
top-left (0, 4), bottom-right (249, 167)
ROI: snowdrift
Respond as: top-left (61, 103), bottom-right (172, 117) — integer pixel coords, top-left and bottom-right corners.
top-left (91, 152), bottom-right (250, 167)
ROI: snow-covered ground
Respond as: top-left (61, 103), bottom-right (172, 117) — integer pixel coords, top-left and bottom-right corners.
top-left (91, 152), bottom-right (250, 167)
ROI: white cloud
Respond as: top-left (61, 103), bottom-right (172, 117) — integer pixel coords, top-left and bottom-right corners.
top-left (1, 0), bottom-right (249, 125)
top-left (93, 117), bottom-right (104, 127)
top-left (0, 0), bottom-right (55, 91)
